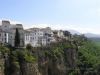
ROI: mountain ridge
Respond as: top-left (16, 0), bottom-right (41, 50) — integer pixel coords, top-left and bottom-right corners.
top-left (68, 30), bottom-right (100, 38)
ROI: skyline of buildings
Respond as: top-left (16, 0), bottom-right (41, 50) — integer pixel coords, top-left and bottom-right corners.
top-left (0, 20), bottom-right (70, 47)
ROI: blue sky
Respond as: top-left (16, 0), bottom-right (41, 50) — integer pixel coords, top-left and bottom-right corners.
top-left (0, 0), bottom-right (99, 34)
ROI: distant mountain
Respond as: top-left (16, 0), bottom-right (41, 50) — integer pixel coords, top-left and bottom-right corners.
top-left (67, 29), bottom-right (100, 38)
top-left (68, 30), bottom-right (81, 35)
top-left (89, 37), bottom-right (100, 41)
top-left (84, 33), bottom-right (100, 38)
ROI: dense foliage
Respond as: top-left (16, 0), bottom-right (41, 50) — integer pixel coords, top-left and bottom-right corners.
top-left (72, 35), bottom-right (100, 75)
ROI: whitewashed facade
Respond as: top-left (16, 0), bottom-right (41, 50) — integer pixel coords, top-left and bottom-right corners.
top-left (0, 29), bottom-right (8, 44)
top-left (24, 27), bottom-right (54, 47)
top-left (8, 24), bottom-right (24, 47)
top-left (53, 30), bottom-right (64, 38)
top-left (0, 20), bottom-right (24, 47)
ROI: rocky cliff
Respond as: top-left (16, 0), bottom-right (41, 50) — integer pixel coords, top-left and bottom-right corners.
top-left (0, 39), bottom-right (78, 75)
top-left (0, 53), bottom-right (5, 75)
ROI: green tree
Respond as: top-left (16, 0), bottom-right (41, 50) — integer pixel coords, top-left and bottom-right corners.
top-left (26, 44), bottom-right (33, 50)
top-left (14, 28), bottom-right (20, 47)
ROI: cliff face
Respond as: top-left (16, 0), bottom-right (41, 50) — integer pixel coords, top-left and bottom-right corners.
top-left (19, 62), bottom-right (41, 75)
top-left (0, 41), bottom-right (78, 75)
top-left (0, 53), bottom-right (5, 75)
top-left (38, 50), bottom-right (67, 75)
top-left (37, 42), bottom-right (77, 75)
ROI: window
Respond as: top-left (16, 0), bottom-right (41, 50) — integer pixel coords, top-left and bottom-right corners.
top-left (5, 33), bottom-right (6, 37)
top-left (48, 39), bottom-right (50, 42)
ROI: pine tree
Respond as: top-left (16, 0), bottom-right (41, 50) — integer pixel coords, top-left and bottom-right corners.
top-left (14, 28), bottom-right (20, 47)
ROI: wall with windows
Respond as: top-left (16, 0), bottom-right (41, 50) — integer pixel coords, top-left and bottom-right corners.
top-left (0, 31), bottom-right (8, 44)
top-left (24, 27), bottom-right (53, 47)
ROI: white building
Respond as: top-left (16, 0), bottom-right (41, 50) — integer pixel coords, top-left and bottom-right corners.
top-left (8, 24), bottom-right (24, 47)
top-left (52, 30), bottom-right (70, 42)
top-left (25, 27), bottom-right (54, 47)
top-left (0, 29), bottom-right (8, 44)
top-left (0, 20), bottom-right (24, 47)
top-left (53, 30), bottom-right (64, 38)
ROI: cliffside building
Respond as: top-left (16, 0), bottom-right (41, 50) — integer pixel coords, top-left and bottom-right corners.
top-left (0, 20), bottom-right (70, 47)
top-left (0, 20), bottom-right (24, 47)
top-left (24, 27), bottom-right (54, 47)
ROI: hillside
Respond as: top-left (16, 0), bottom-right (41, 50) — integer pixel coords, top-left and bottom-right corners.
top-left (84, 33), bottom-right (100, 38)
top-left (89, 38), bottom-right (100, 46)
top-left (0, 35), bottom-right (100, 75)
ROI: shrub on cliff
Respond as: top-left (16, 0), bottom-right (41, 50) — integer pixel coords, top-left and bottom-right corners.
top-left (0, 45), bottom-right (10, 55)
